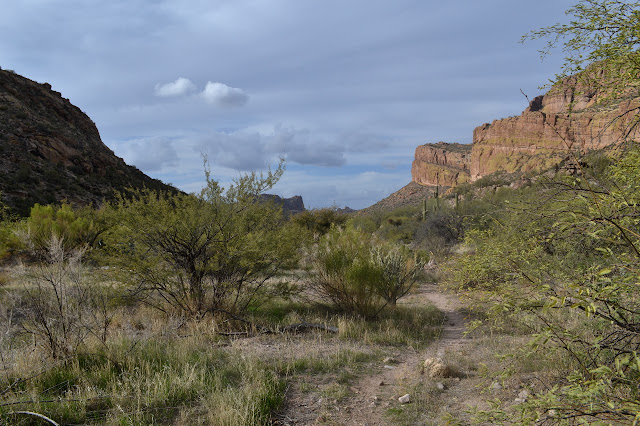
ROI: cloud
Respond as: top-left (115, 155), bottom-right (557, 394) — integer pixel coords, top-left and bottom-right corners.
top-left (201, 82), bottom-right (249, 106)
top-left (269, 125), bottom-right (346, 167)
top-left (154, 77), bottom-right (196, 97)
top-left (196, 131), bottom-right (267, 171)
top-left (117, 137), bottom-right (180, 172)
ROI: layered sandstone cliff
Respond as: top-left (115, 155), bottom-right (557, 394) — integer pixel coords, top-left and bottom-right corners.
top-left (411, 142), bottom-right (471, 187)
top-left (471, 78), bottom-right (640, 180)
top-left (411, 75), bottom-right (640, 186)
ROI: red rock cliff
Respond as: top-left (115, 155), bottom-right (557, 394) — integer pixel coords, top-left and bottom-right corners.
top-left (411, 142), bottom-right (471, 187)
top-left (411, 75), bottom-right (640, 187)
top-left (470, 77), bottom-right (640, 180)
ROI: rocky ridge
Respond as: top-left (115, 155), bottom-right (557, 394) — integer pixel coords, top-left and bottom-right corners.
top-left (0, 69), bottom-right (174, 215)
top-left (411, 75), bottom-right (640, 187)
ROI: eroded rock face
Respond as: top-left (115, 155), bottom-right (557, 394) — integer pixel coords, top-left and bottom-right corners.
top-left (411, 142), bottom-right (471, 187)
top-left (471, 95), bottom-right (640, 180)
top-left (411, 75), bottom-right (640, 187)
top-left (0, 69), bottom-right (174, 215)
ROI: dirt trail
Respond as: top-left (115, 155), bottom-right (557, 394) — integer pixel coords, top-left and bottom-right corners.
top-left (274, 283), bottom-right (472, 425)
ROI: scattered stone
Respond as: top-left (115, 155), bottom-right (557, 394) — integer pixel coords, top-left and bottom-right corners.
top-left (436, 382), bottom-right (445, 390)
top-left (384, 365), bottom-right (395, 370)
top-left (514, 389), bottom-right (530, 403)
top-left (423, 357), bottom-right (458, 378)
top-left (491, 382), bottom-right (503, 390)
top-left (398, 394), bottom-right (411, 404)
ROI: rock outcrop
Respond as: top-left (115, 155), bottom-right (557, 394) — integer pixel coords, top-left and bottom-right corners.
top-left (411, 142), bottom-right (471, 187)
top-left (411, 74), bottom-right (640, 186)
top-left (0, 69), bottom-right (174, 215)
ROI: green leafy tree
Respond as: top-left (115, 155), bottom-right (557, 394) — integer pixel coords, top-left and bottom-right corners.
top-left (109, 160), bottom-right (302, 317)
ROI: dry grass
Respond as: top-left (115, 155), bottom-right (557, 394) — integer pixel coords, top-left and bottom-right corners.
top-left (0, 264), bottom-right (445, 425)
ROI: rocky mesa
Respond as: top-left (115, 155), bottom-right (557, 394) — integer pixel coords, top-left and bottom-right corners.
top-left (412, 74), bottom-right (640, 187)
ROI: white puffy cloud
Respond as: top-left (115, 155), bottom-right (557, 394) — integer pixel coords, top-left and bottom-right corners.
top-left (154, 77), bottom-right (196, 97)
top-left (201, 82), bottom-right (249, 106)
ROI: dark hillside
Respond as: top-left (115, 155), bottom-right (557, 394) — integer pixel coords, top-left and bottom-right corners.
top-left (0, 69), bottom-right (174, 215)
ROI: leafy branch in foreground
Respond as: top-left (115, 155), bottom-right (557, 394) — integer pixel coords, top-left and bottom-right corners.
top-left (523, 0), bottom-right (640, 94)
top-left (455, 151), bottom-right (640, 423)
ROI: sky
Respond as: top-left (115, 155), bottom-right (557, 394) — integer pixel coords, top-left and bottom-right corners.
top-left (1, 0), bottom-right (575, 209)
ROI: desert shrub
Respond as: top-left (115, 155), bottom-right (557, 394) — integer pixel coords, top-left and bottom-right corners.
top-left (371, 243), bottom-right (426, 305)
top-left (17, 236), bottom-right (114, 358)
top-left (25, 202), bottom-right (108, 257)
top-left (346, 214), bottom-right (378, 233)
top-left (290, 207), bottom-right (349, 236)
top-left (109, 160), bottom-right (302, 318)
top-left (414, 207), bottom-right (464, 255)
top-left (309, 226), bottom-right (424, 317)
top-left (309, 226), bottom-right (385, 318)
top-left (0, 194), bottom-right (22, 260)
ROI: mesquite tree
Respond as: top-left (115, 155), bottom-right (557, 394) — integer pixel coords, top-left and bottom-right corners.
top-left (110, 159), bottom-right (301, 317)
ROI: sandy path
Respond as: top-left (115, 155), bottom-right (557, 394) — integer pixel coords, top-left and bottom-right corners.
top-left (273, 283), bottom-right (471, 425)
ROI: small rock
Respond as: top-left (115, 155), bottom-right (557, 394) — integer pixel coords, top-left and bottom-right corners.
top-left (514, 389), bottom-right (530, 403)
top-left (398, 394), bottom-right (411, 404)
top-left (384, 365), bottom-right (395, 370)
top-left (436, 382), bottom-right (445, 390)
top-left (491, 382), bottom-right (503, 390)
top-left (423, 357), bottom-right (457, 378)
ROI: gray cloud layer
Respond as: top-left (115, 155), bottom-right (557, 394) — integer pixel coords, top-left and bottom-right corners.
top-left (1, 0), bottom-right (574, 208)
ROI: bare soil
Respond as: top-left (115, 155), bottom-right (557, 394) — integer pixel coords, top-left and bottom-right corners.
top-left (271, 283), bottom-right (493, 425)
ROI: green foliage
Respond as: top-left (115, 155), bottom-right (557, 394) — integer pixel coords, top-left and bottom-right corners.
top-left (309, 226), bottom-right (424, 318)
top-left (109, 160), bottom-right (302, 317)
top-left (26, 202), bottom-right (108, 256)
top-left (290, 207), bottom-right (349, 236)
top-left (309, 226), bottom-right (386, 318)
top-left (523, 0), bottom-right (640, 94)
top-left (371, 243), bottom-right (426, 305)
top-left (452, 149), bottom-right (640, 422)
top-left (0, 194), bottom-right (22, 260)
